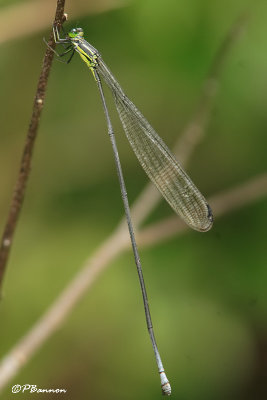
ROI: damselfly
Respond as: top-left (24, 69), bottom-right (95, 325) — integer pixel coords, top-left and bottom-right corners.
top-left (50, 25), bottom-right (213, 396)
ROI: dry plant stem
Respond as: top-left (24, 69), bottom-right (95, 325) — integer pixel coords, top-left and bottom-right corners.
top-left (0, 0), bottom-right (66, 290)
top-left (127, 13), bottom-right (248, 228)
top-left (0, 172), bottom-right (266, 392)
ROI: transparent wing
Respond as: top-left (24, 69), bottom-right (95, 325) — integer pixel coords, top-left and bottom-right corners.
top-left (97, 59), bottom-right (213, 232)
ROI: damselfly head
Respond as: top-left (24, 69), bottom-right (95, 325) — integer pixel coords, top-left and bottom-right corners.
top-left (68, 28), bottom-right (84, 39)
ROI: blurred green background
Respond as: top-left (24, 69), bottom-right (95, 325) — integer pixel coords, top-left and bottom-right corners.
top-left (0, 0), bottom-right (267, 399)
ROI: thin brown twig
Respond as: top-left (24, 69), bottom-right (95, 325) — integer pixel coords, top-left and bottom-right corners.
top-left (0, 0), bottom-right (66, 291)
top-left (0, 172), bottom-right (266, 391)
